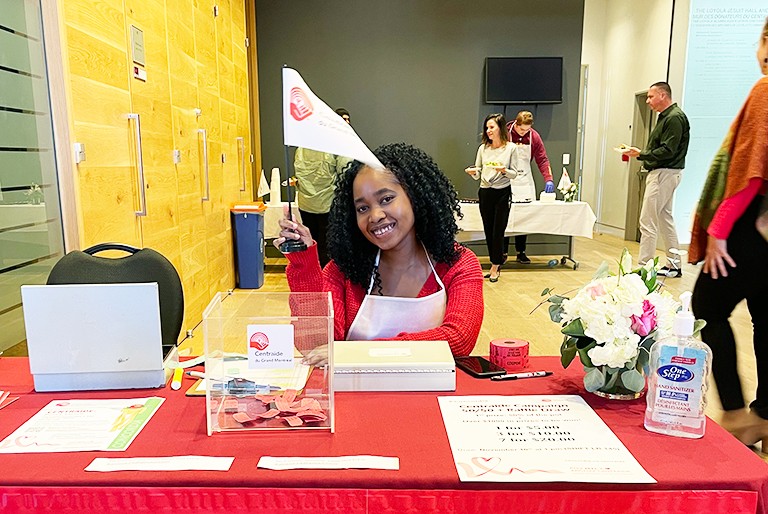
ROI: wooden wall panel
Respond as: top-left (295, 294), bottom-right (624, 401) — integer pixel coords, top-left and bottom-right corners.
top-left (59, 0), bottom-right (253, 336)
top-left (75, 164), bottom-right (141, 247)
top-left (65, 25), bottom-right (128, 92)
top-left (61, 0), bottom-right (125, 49)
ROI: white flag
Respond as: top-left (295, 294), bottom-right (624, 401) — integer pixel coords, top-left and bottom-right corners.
top-left (557, 167), bottom-right (572, 191)
top-left (257, 168), bottom-right (270, 198)
top-left (283, 67), bottom-right (384, 170)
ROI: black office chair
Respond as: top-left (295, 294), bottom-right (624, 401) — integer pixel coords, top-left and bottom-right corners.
top-left (47, 243), bottom-right (184, 352)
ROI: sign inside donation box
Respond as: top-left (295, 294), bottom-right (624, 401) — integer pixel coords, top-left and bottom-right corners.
top-left (247, 325), bottom-right (294, 369)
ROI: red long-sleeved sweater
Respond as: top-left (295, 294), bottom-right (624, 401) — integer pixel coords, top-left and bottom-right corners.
top-left (285, 244), bottom-right (484, 357)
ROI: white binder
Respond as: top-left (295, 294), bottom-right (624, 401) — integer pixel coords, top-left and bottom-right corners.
top-left (333, 340), bottom-right (456, 392)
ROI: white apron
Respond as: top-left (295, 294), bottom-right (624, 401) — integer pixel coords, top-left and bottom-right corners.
top-left (510, 134), bottom-right (535, 202)
top-left (346, 249), bottom-right (447, 340)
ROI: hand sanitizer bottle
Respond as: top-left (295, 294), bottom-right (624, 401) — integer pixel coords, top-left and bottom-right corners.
top-left (644, 291), bottom-right (712, 438)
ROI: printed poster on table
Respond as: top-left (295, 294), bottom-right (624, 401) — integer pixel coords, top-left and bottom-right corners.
top-left (438, 395), bottom-right (655, 483)
top-left (0, 397), bottom-right (164, 453)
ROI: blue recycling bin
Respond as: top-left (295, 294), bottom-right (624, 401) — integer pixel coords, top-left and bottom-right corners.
top-left (231, 204), bottom-right (265, 289)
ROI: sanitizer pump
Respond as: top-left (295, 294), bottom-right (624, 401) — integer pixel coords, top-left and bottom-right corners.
top-left (644, 292), bottom-right (712, 438)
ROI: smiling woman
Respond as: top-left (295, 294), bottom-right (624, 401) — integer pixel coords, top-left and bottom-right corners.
top-left (275, 143), bottom-right (484, 357)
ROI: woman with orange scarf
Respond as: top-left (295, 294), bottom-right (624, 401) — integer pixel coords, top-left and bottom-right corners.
top-left (690, 17), bottom-right (768, 447)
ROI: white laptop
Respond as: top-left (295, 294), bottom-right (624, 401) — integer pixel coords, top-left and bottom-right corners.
top-left (21, 283), bottom-right (166, 392)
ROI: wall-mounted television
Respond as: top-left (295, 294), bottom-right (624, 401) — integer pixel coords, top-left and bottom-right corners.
top-left (485, 57), bottom-right (563, 104)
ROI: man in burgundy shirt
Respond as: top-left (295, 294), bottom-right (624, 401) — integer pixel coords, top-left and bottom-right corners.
top-left (505, 111), bottom-right (554, 264)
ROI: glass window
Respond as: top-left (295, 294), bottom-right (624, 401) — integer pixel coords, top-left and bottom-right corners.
top-left (0, 0), bottom-right (65, 354)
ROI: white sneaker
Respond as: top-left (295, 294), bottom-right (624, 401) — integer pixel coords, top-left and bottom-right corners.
top-left (657, 266), bottom-right (682, 278)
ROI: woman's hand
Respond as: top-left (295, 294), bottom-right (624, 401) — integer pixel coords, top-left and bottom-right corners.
top-left (703, 235), bottom-right (736, 279)
top-left (464, 166), bottom-right (479, 176)
top-left (495, 166), bottom-right (507, 175)
top-left (301, 344), bottom-right (328, 367)
top-left (273, 205), bottom-right (314, 251)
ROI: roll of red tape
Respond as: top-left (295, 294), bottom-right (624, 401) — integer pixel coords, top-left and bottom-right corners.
top-left (490, 339), bottom-right (530, 372)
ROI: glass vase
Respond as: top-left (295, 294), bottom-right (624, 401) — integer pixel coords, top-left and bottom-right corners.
top-left (589, 366), bottom-right (645, 400)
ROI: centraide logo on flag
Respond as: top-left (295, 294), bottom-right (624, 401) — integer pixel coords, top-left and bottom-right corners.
top-left (283, 67), bottom-right (383, 170)
top-left (289, 87), bottom-right (313, 121)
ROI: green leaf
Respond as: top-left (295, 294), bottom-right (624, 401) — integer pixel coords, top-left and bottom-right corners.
top-left (592, 261), bottom-right (610, 280)
top-left (576, 337), bottom-right (596, 349)
top-left (548, 295), bottom-right (565, 304)
top-left (583, 367), bottom-right (606, 392)
top-left (549, 303), bottom-right (565, 323)
top-left (620, 369), bottom-right (646, 392)
top-left (561, 319), bottom-right (585, 338)
top-left (560, 337), bottom-right (578, 368)
top-left (604, 369), bottom-right (620, 390)
top-left (541, 287), bottom-right (553, 296)
top-left (578, 344), bottom-right (595, 367)
top-left (693, 319), bottom-right (707, 338)
top-left (636, 347), bottom-right (651, 374)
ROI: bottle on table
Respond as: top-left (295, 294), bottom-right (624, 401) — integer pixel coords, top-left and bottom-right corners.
top-left (644, 291), bottom-right (712, 438)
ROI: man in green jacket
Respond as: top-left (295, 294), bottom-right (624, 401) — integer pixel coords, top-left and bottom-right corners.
top-left (293, 108), bottom-right (352, 267)
top-left (627, 82), bottom-right (690, 277)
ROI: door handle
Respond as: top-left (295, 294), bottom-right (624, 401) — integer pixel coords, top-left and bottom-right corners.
top-left (237, 137), bottom-right (246, 192)
top-left (199, 128), bottom-right (210, 202)
top-left (126, 113), bottom-right (147, 216)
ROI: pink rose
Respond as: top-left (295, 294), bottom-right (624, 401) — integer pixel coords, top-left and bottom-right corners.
top-left (587, 283), bottom-right (606, 298)
top-left (630, 299), bottom-right (657, 337)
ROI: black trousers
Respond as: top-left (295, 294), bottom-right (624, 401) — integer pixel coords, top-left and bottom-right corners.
top-left (478, 186), bottom-right (511, 266)
top-left (299, 210), bottom-right (330, 268)
top-left (503, 235), bottom-right (528, 255)
top-left (692, 196), bottom-right (768, 417)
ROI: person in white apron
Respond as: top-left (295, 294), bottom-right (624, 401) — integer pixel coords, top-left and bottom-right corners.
top-left (347, 248), bottom-right (446, 340)
top-left (506, 111), bottom-right (556, 264)
top-left (275, 142), bottom-right (485, 359)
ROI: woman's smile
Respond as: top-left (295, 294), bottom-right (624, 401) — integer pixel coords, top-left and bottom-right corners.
top-left (372, 222), bottom-right (396, 238)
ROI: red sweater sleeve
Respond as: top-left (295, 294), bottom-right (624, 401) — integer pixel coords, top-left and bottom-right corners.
top-left (707, 178), bottom-right (762, 239)
top-left (530, 130), bottom-right (553, 182)
top-left (285, 244), bottom-right (354, 342)
top-left (388, 247), bottom-right (484, 357)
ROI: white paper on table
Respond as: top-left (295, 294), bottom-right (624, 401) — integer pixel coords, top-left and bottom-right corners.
top-left (0, 397), bottom-right (164, 453)
top-left (257, 455), bottom-right (399, 471)
top-left (438, 395), bottom-right (655, 484)
top-left (86, 456), bottom-right (234, 472)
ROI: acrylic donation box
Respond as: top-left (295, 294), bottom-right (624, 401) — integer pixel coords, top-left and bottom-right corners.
top-left (203, 291), bottom-right (334, 434)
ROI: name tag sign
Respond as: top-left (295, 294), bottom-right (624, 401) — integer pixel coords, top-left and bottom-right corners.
top-left (247, 325), bottom-right (294, 369)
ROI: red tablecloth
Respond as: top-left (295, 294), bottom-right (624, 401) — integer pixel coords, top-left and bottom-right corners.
top-left (1, 356), bottom-right (766, 513)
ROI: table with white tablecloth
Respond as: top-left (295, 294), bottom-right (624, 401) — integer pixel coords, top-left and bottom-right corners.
top-left (456, 200), bottom-right (596, 268)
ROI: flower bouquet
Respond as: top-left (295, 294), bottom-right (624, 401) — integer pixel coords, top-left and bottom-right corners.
top-left (556, 169), bottom-right (578, 202)
top-left (559, 182), bottom-right (578, 202)
top-left (541, 249), bottom-right (701, 399)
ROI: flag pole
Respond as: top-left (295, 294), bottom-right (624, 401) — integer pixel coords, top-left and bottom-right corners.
top-left (279, 64), bottom-right (307, 253)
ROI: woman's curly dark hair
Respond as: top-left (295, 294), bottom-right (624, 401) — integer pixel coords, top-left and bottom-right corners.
top-left (328, 142), bottom-right (464, 287)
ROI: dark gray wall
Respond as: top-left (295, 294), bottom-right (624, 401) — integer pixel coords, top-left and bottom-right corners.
top-left (255, 0), bottom-right (584, 199)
